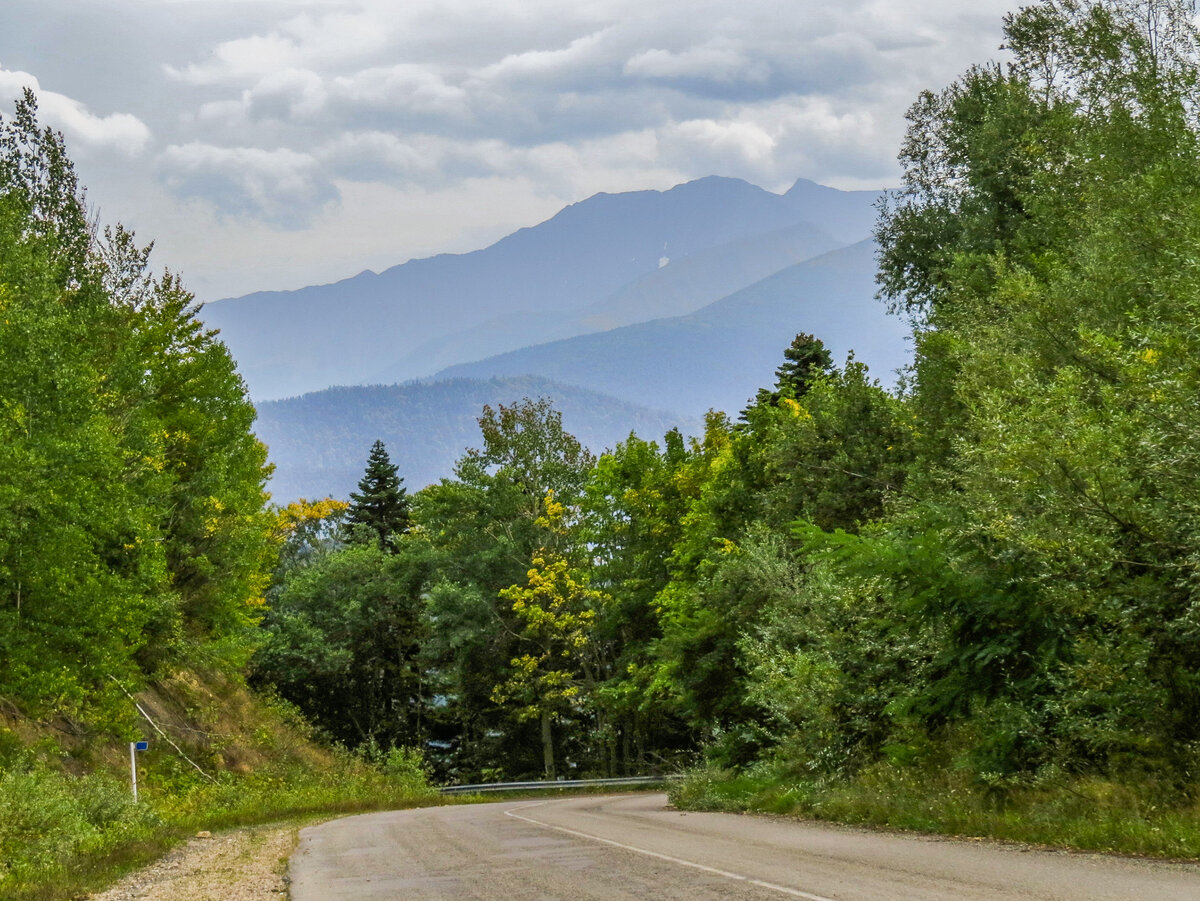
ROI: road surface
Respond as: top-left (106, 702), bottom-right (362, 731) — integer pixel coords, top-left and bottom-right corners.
top-left (289, 792), bottom-right (1200, 900)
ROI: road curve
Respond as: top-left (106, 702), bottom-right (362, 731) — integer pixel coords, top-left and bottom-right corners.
top-left (289, 792), bottom-right (1200, 900)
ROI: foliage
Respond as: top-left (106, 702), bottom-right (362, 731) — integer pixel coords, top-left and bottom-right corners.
top-left (493, 494), bottom-right (611, 777)
top-left (669, 759), bottom-right (1200, 859)
top-left (0, 92), bottom-right (273, 727)
top-left (271, 496), bottom-right (349, 578)
top-left (345, 440), bottom-right (410, 551)
top-left (660, 0), bottom-right (1200, 845)
top-left (0, 709), bottom-right (436, 901)
top-left (863, 0), bottom-right (1200, 781)
top-left (253, 540), bottom-right (430, 749)
top-left (20, 0), bottom-right (1200, 872)
top-left (742, 331), bottom-right (834, 414)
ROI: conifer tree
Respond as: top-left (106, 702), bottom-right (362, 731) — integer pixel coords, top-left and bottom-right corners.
top-left (346, 440), bottom-right (410, 551)
top-left (774, 332), bottom-right (833, 397)
top-left (743, 332), bottom-right (834, 416)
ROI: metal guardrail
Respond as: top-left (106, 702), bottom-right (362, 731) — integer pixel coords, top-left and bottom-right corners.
top-left (438, 775), bottom-right (673, 795)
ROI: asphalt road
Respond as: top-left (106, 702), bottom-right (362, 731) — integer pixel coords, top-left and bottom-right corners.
top-left (289, 792), bottom-right (1200, 900)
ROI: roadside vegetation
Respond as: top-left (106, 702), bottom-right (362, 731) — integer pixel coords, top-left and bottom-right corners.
top-left (0, 95), bottom-right (437, 900)
top-left (254, 0), bottom-right (1200, 860)
top-left (8, 1), bottom-right (1200, 895)
top-left (0, 686), bottom-right (436, 901)
top-left (670, 763), bottom-right (1200, 858)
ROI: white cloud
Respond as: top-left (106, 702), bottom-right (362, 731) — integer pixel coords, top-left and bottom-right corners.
top-left (0, 0), bottom-right (1022, 296)
top-left (476, 28), bottom-right (615, 81)
top-left (166, 33), bottom-right (302, 85)
top-left (331, 65), bottom-right (470, 118)
top-left (248, 68), bottom-right (328, 120)
top-left (318, 131), bottom-right (440, 181)
top-left (667, 118), bottom-right (776, 163)
top-left (164, 4), bottom-right (413, 85)
top-left (157, 143), bottom-right (337, 227)
top-left (624, 40), bottom-right (768, 84)
top-left (0, 66), bottom-right (150, 155)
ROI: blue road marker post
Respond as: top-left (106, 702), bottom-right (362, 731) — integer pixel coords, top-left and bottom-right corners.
top-left (130, 740), bottom-right (149, 802)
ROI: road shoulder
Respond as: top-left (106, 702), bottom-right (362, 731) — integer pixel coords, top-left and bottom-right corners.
top-left (86, 824), bottom-right (296, 901)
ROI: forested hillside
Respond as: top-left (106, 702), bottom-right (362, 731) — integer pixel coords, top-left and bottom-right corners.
top-left (0, 91), bottom-right (273, 724)
top-left (255, 0), bottom-right (1200, 855)
top-left (0, 95), bottom-right (433, 900)
top-left (255, 376), bottom-right (700, 501)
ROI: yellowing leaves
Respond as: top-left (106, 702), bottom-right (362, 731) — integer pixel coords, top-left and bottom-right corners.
top-left (273, 495), bottom-right (350, 542)
top-left (780, 397), bottom-right (813, 420)
top-left (494, 545), bottom-right (611, 725)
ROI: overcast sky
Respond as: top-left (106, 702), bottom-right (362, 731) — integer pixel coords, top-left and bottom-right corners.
top-left (0, 0), bottom-right (1015, 300)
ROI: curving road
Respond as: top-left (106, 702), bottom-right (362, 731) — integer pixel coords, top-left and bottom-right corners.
top-left (289, 792), bottom-right (1200, 900)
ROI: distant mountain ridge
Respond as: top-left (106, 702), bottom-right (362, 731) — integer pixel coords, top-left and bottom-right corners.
top-left (436, 240), bottom-right (910, 418)
top-left (369, 219), bottom-right (845, 384)
top-left (255, 376), bottom-right (701, 502)
top-left (204, 176), bottom-right (879, 400)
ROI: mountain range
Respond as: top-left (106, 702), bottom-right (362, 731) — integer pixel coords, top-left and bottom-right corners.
top-left (202, 175), bottom-right (911, 501)
top-left (202, 176), bottom-right (879, 401)
top-left (436, 239), bottom-right (908, 418)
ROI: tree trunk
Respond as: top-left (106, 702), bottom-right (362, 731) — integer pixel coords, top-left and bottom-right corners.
top-left (541, 709), bottom-right (556, 779)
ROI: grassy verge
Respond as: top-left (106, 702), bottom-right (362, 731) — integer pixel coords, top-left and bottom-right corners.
top-left (0, 668), bottom-right (447, 901)
top-left (0, 748), bottom-right (443, 901)
top-left (669, 760), bottom-right (1200, 859)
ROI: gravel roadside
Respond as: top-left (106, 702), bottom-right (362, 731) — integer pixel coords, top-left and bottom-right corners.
top-left (86, 825), bottom-right (296, 901)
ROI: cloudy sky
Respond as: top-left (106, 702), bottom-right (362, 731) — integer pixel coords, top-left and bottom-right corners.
top-left (0, 0), bottom-right (1014, 300)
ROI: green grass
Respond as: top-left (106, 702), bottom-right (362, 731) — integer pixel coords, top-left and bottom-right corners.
top-left (0, 744), bottom-right (442, 900)
top-left (669, 761), bottom-right (1200, 859)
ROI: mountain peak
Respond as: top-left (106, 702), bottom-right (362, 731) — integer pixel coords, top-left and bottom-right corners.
top-left (203, 175), bottom-right (882, 399)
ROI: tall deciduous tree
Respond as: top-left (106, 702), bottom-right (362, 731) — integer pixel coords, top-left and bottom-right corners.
top-left (0, 92), bottom-right (273, 725)
top-left (862, 0), bottom-right (1200, 778)
top-left (493, 494), bottom-right (609, 778)
top-left (418, 398), bottom-right (598, 778)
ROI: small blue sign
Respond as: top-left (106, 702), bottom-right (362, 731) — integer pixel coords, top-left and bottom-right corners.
top-left (135, 741), bottom-right (149, 751)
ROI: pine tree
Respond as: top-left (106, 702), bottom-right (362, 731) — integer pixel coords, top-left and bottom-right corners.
top-left (742, 332), bottom-right (834, 417)
top-left (346, 440), bottom-right (410, 551)
top-left (774, 332), bottom-right (833, 397)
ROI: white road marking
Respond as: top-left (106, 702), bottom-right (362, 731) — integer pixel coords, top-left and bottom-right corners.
top-left (504, 800), bottom-right (838, 901)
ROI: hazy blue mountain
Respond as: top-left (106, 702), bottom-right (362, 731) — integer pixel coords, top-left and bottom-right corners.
top-left (574, 220), bottom-right (845, 331)
top-left (204, 176), bottom-right (879, 400)
top-left (255, 376), bottom-right (700, 503)
top-left (434, 240), bottom-right (911, 418)
top-left (369, 218), bottom-right (845, 383)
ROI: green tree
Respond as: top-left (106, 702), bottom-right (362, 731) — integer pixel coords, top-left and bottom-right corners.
top-left (744, 332), bottom-right (835, 415)
top-left (458, 398), bottom-right (595, 524)
top-left (254, 539), bottom-right (430, 748)
top-left (493, 494), bottom-right (610, 778)
top-left (0, 92), bottom-right (273, 725)
top-left (862, 0), bottom-right (1200, 780)
top-left (346, 440), bottom-right (410, 551)
top-left (416, 398), bottom-right (598, 778)
top-left (581, 429), bottom-right (695, 771)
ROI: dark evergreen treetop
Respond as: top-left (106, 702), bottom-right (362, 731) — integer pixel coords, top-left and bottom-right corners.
top-left (742, 332), bottom-right (835, 418)
top-left (346, 440), bottom-right (410, 551)
top-left (775, 332), bottom-right (834, 397)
